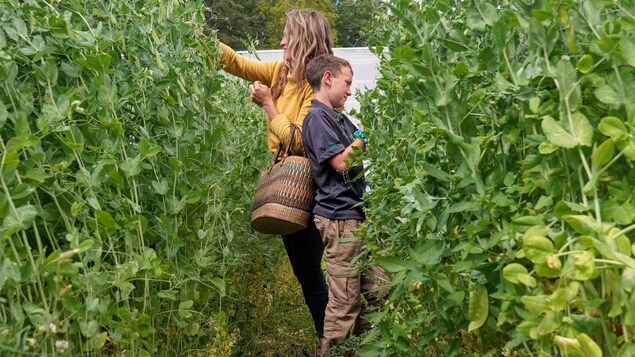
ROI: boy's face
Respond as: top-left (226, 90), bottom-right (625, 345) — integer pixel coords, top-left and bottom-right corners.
top-left (326, 66), bottom-right (352, 109)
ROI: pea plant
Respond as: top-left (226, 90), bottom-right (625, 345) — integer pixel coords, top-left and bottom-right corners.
top-left (0, 0), bottom-right (267, 355)
top-left (358, 0), bottom-right (635, 355)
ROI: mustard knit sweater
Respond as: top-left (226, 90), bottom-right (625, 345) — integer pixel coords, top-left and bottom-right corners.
top-left (219, 43), bottom-right (312, 155)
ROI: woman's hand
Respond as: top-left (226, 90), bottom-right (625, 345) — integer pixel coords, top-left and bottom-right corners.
top-left (249, 81), bottom-right (272, 106)
top-left (249, 81), bottom-right (278, 119)
top-left (185, 21), bottom-right (203, 37)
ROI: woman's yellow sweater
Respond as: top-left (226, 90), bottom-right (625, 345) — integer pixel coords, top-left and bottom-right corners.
top-left (219, 43), bottom-right (312, 155)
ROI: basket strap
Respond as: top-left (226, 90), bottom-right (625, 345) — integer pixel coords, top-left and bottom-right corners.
top-left (270, 123), bottom-right (307, 169)
top-left (281, 124), bottom-right (297, 159)
top-left (284, 123), bottom-right (309, 158)
top-left (270, 142), bottom-right (283, 167)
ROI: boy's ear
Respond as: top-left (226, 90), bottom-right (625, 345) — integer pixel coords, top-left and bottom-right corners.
top-left (322, 70), bottom-right (333, 86)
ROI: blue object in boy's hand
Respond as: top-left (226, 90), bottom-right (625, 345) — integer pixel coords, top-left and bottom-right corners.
top-left (352, 129), bottom-right (368, 145)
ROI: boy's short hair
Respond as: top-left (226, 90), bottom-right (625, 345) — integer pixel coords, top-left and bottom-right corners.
top-left (306, 54), bottom-right (353, 90)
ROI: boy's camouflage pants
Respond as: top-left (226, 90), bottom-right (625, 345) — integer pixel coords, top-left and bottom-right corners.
top-left (313, 215), bottom-right (388, 341)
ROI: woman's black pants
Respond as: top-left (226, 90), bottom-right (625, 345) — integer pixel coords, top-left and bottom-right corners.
top-left (282, 216), bottom-right (328, 338)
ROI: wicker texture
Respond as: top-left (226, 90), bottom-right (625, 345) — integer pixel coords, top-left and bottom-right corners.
top-left (250, 125), bottom-right (314, 235)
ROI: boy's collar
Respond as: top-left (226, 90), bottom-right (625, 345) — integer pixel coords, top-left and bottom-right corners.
top-left (311, 98), bottom-right (344, 113)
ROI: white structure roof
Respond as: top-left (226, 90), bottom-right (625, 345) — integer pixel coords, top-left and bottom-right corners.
top-left (236, 48), bottom-right (380, 115)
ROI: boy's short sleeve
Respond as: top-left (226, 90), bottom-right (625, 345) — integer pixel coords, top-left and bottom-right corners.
top-left (305, 111), bottom-right (346, 165)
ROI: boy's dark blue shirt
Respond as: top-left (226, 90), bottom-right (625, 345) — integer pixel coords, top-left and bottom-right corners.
top-left (302, 99), bottom-right (366, 220)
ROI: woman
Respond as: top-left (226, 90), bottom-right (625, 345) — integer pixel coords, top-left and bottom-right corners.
top-left (218, 9), bottom-right (332, 355)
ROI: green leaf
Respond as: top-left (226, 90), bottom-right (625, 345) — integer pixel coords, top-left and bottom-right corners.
top-left (211, 277), bottom-right (226, 297)
top-left (521, 295), bottom-right (549, 315)
top-left (542, 116), bottom-right (576, 148)
top-left (5, 17), bottom-right (28, 41)
top-left (139, 138), bottom-right (162, 157)
top-left (615, 234), bottom-right (632, 257)
top-left (529, 97), bottom-right (541, 114)
top-left (570, 112), bottom-right (593, 147)
top-left (554, 336), bottom-right (583, 356)
top-left (442, 38), bottom-right (469, 52)
top-left (549, 288), bottom-right (569, 311)
top-left (618, 343), bottom-right (635, 357)
top-left (179, 300), bottom-right (194, 310)
top-left (0, 258), bottom-right (21, 291)
top-left (10, 183), bottom-right (36, 200)
top-left (152, 178), bottom-right (170, 195)
top-left (420, 162), bottom-right (450, 182)
top-left (594, 84), bottom-right (620, 105)
top-left (1, 62), bottom-right (18, 83)
top-left (563, 215), bottom-right (601, 235)
top-left (433, 273), bottom-right (454, 292)
top-left (555, 200), bottom-right (590, 217)
top-left (576, 55), bottom-right (594, 73)
top-left (468, 286), bottom-right (488, 332)
top-left (622, 268), bottom-right (635, 293)
top-left (534, 196), bottom-right (553, 211)
top-left (511, 216), bottom-right (544, 233)
top-left (516, 274), bottom-right (537, 288)
top-left (14, 113), bottom-right (31, 136)
top-left (598, 116), bottom-right (627, 140)
top-left (453, 62), bottom-right (469, 77)
top-left (539, 140), bottom-right (559, 154)
top-left (536, 311), bottom-right (562, 336)
top-left (531, 9), bottom-right (552, 21)
top-left (178, 300), bottom-right (194, 319)
top-left (2, 205), bottom-right (38, 235)
top-left (90, 332), bottom-right (108, 349)
top-left (76, 238), bottom-right (94, 252)
top-left (1, 150), bottom-right (20, 179)
top-left (95, 211), bottom-right (120, 231)
top-left (578, 333), bottom-right (603, 357)
top-left (448, 202), bottom-right (474, 213)
top-left (624, 139), bottom-right (635, 160)
top-left (592, 140), bottom-right (614, 167)
top-left (0, 101), bottom-right (7, 128)
top-left (121, 154), bottom-right (141, 177)
top-left (34, 61), bottom-right (59, 86)
top-left (620, 37), bottom-right (635, 67)
top-left (556, 58), bottom-right (581, 109)
top-left (376, 256), bottom-right (411, 273)
top-left (80, 54), bottom-right (104, 72)
top-left (502, 263), bottom-right (528, 284)
top-left (572, 251), bottom-right (597, 281)
top-left (80, 320), bottom-right (99, 338)
top-left (535, 261), bottom-right (562, 278)
top-left (523, 235), bottom-right (555, 264)
top-left (6, 135), bottom-right (39, 151)
top-left (602, 201), bottom-right (635, 225)
top-left (466, 1), bottom-right (498, 31)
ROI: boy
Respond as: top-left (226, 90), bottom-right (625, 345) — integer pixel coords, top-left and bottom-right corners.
top-left (302, 54), bottom-right (386, 353)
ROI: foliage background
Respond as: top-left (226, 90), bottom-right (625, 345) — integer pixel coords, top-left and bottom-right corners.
top-left (357, 0), bottom-right (635, 355)
top-left (4, 0), bottom-right (635, 356)
top-left (0, 0), bottom-right (314, 355)
top-left (203, 0), bottom-right (385, 49)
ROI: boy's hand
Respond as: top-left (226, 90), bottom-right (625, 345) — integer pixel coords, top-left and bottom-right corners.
top-left (352, 129), bottom-right (368, 145)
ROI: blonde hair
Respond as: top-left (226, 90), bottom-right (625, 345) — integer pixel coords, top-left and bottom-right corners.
top-left (271, 9), bottom-right (333, 100)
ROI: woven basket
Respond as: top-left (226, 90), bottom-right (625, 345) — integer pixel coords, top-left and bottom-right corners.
top-left (250, 125), bottom-right (314, 235)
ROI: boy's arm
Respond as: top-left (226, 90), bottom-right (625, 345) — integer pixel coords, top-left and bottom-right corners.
top-left (328, 139), bottom-right (366, 173)
top-left (307, 110), bottom-right (366, 173)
